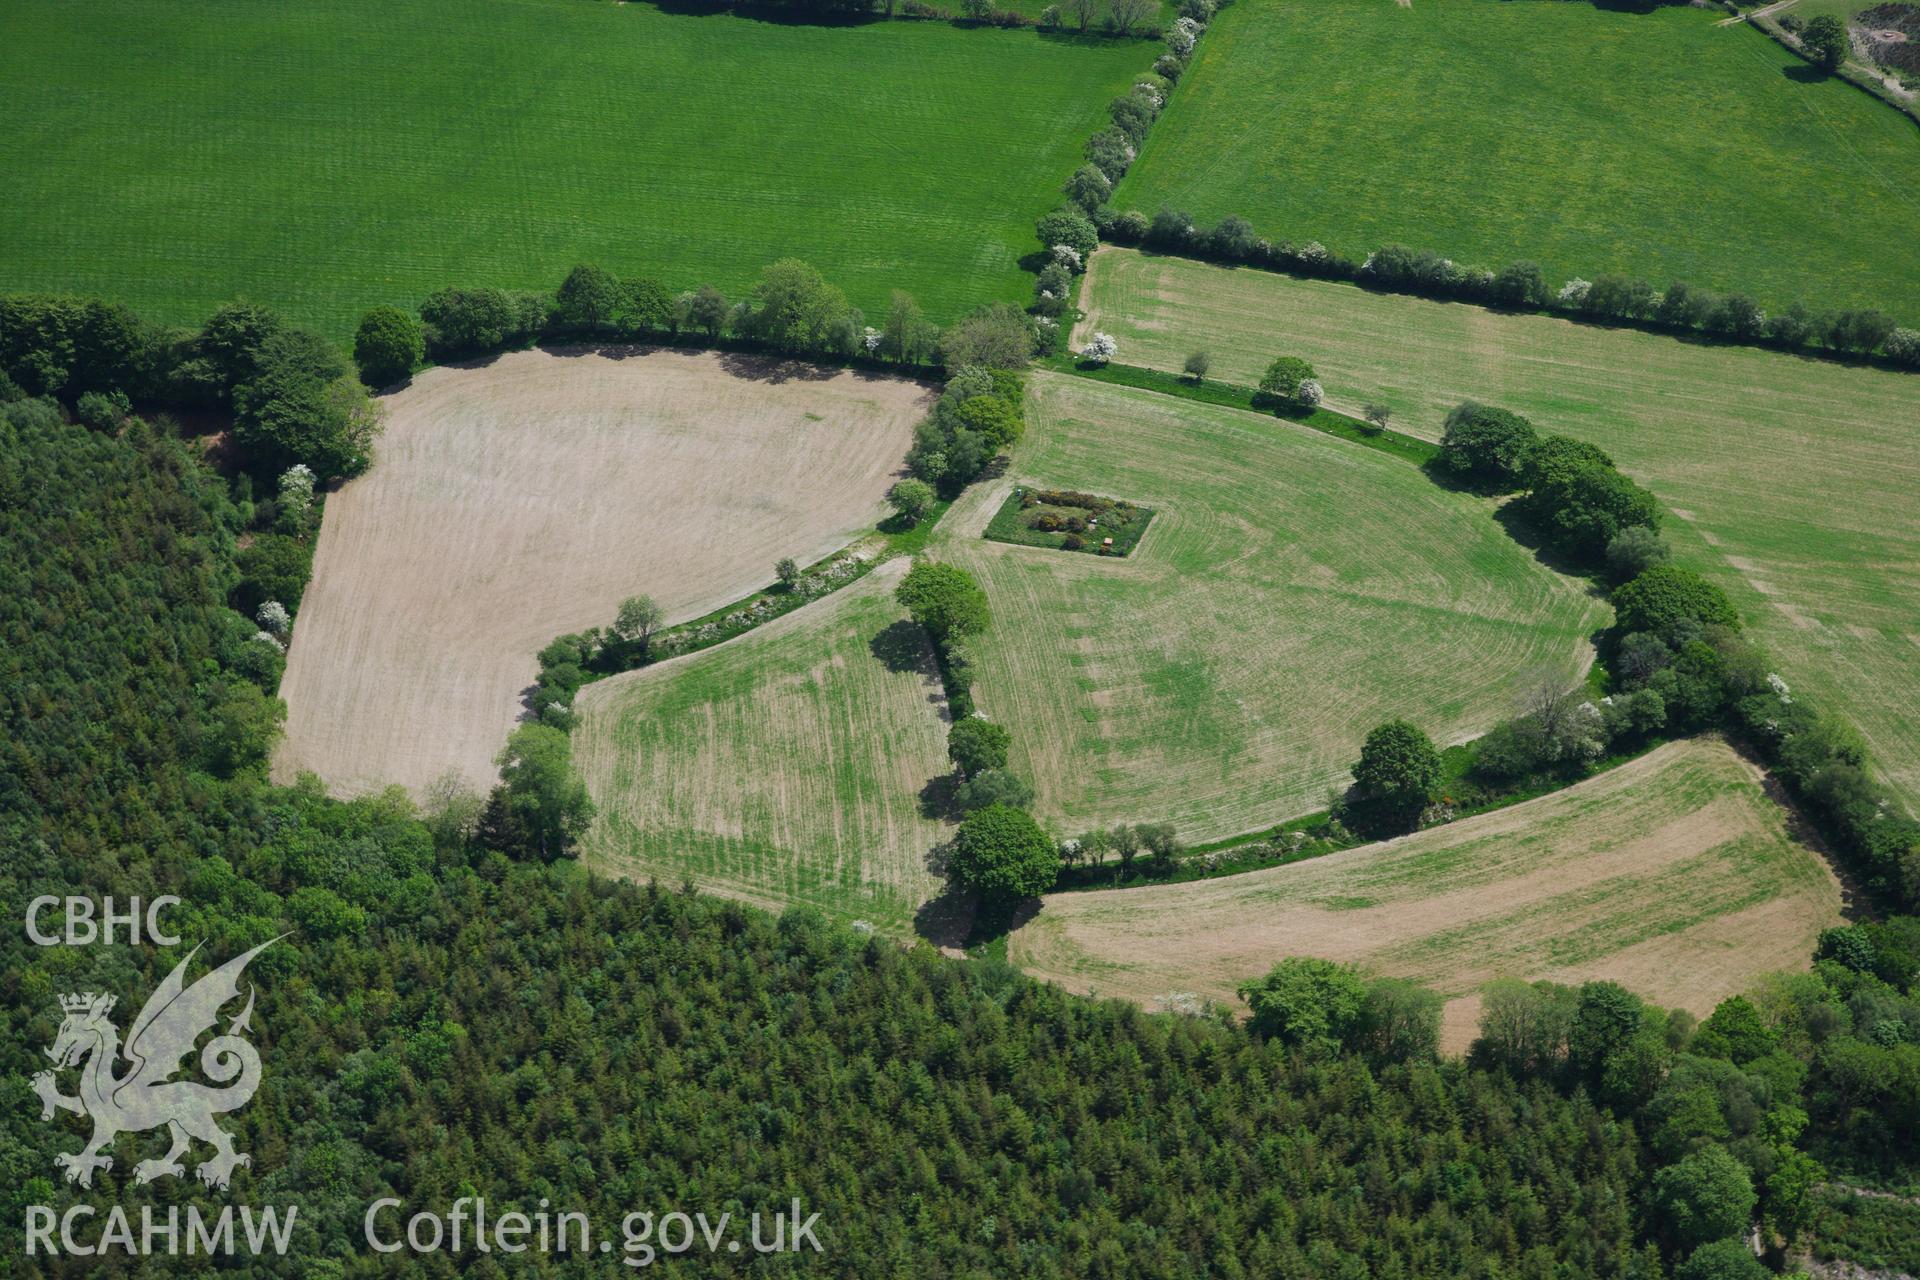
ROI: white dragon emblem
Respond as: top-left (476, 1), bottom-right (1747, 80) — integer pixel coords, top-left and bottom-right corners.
top-left (31, 937), bottom-right (281, 1191)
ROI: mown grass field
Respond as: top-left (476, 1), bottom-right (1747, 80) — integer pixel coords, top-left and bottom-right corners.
top-left (1077, 248), bottom-right (1920, 808)
top-left (0, 0), bottom-right (1146, 341)
top-left (574, 564), bottom-right (954, 934)
top-left (1008, 737), bottom-right (1842, 1048)
top-left (1114, 0), bottom-right (1920, 321)
top-left (933, 372), bottom-right (1608, 842)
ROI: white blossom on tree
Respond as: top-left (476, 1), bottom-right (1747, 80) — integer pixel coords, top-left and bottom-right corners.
top-left (1080, 332), bottom-right (1118, 364)
top-left (257, 600), bottom-right (291, 634)
top-left (1299, 240), bottom-right (1328, 265)
top-left (279, 463), bottom-right (315, 511)
top-left (1297, 378), bottom-right (1323, 407)
top-left (1133, 82), bottom-right (1164, 109)
top-left (1767, 673), bottom-right (1792, 704)
top-left (1051, 243), bottom-right (1084, 272)
top-left (253, 630), bottom-right (285, 653)
top-left (863, 326), bottom-right (883, 355)
top-left (1558, 277), bottom-right (1592, 306)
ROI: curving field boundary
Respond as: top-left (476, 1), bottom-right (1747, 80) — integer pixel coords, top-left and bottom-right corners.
top-left (1008, 737), bottom-right (1843, 1049)
top-left (276, 347), bottom-right (930, 796)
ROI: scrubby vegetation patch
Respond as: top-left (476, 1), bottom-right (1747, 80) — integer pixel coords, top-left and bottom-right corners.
top-left (984, 485), bottom-right (1156, 555)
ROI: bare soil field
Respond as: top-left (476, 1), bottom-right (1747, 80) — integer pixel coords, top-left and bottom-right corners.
top-left (275, 347), bottom-right (931, 796)
top-left (574, 562), bottom-right (955, 934)
top-left (1007, 738), bottom-right (1842, 1049)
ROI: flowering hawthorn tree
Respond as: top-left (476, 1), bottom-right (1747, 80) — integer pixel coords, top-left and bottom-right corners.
top-left (1080, 332), bottom-right (1118, 364)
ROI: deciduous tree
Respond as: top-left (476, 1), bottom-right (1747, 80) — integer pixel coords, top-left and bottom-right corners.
top-left (495, 723), bottom-right (595, 861)
top-left (950, 803), bottom-right (1056, 899)
top-left (1350, 719), bottom-right (1441, 829)
top-left (352, 305), bottom-right (424, 387)
top-left (896, 559), bottom-right (989, 643)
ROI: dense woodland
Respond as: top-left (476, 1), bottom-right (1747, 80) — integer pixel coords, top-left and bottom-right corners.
top-left (4, 297), bottom-right (1919, 1276)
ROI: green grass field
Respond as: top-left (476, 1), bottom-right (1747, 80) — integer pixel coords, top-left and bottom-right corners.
top-left (1078, 247), bottom-right (1920, 807)
top-left (572, 565), bottom-right (954, 933)
top-left (1113, 0), bottom-right (1920, 322)
top-left (933, 372), bottom-right (1608, 842)
top-left (0, 0), bottom-right (1146, 340)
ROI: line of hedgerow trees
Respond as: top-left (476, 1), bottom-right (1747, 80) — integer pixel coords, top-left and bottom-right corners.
top-left (1010, 0), bottom-right (1920, 371)
top-left (350, 258), bottom-right (1048, 393)
top-left (1022, 0), bottom-right (1222, 336)
top-left (1332, 402), bottom-right (1920, 918)
top-left (6, 311), bottom-right (1918, 1278)
top-left (1091, 211), bottom-right (1920, 368)
top-left (630, 0), bottom-right (1168, 33)
top-left (523, 365), bottom-right (1029, 734)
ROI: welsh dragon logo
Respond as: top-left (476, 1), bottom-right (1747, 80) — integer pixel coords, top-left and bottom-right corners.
top-left (31, 938), bottom-right (281, 1191)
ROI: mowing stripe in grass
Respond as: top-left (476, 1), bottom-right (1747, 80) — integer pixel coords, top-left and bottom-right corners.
top-left (0, 0), bottom-right (1148, 340)
top-left (1113, 0), bottom-right (1920, 322)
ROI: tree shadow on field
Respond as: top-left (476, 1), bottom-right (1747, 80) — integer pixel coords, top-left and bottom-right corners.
top-left (869, 619), bottom-right (949, 715)
top-left (717, 350), bottom-right (841, 384)
top-left (1783, 63), bottom-right (1830, 84)
top-left (514, 682), bottom-right (542, 723)
top-left (958, 896), bottom-right (1041, 954)
top-left (1491, 502), bottom-right (1611, 597)
top-left (1016, 248), bottom-right (1056, 274)
top-left (912, 880), bottom-right (976, 951)
top-left (869, 619), bottom-right (930, 673)
top-left (1725, 736), bottom-right (1873, 922)
top-left (435, 349), bottom-right (511, 372)
top-left (918, 773), bottom-right (962, 820)
top-left (651, 0), bottom-right (888, 29)
top-left (589, 341), bottom-right (671, 362)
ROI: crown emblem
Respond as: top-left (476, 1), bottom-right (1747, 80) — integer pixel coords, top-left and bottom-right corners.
top-left (59, 992), bottom-right (114, 1015)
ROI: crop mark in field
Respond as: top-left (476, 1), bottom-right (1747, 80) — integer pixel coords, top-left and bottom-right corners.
top-left (1075, 249), bottom-right (1920, 808)
top-left (933, 373), bottom-right (1605, 841)
top-left (575, 564), bottom-right (955, 934)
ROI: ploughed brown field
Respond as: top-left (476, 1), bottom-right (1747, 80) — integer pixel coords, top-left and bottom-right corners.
top-left (275, 347), bottom-right (931, 796)
top-left (1008, 737), bottom-right (1842, 1049)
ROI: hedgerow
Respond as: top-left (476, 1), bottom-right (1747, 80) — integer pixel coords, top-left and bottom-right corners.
top-left (1093, 216), bottom-right (1920, 370)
